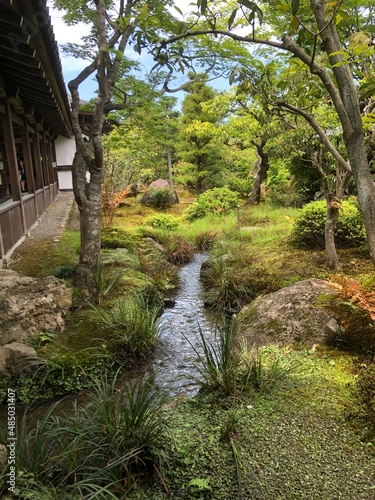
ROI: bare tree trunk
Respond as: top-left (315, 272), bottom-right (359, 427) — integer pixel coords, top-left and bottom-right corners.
top-left (247, 137), bottom-right (269, 205)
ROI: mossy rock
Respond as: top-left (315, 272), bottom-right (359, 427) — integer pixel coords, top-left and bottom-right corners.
top-left (236, 279), bottom-right (340, 348)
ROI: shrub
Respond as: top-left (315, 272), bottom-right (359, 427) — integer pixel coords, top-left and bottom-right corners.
top-left (316, 274), bottom-right (375, 352)
top-left (146, 187), bottom-right (175, 209)
top-left (101, 226), bottom-right (135, 251)
top-left (143, 213), bottom-right (180, 231)
top-left (291, 198), bottom-right (366, 249)
top-left (184, 187), bottom-right (241, 221)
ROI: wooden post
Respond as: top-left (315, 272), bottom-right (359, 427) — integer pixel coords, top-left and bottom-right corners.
top-left (1, 100), bottom-right (26, 232)
top-left (21, 118), bottom-right (36, 194)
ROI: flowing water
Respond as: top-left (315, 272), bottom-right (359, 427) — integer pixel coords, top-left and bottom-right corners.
top-left (154, 253), bottom-right (218, 397)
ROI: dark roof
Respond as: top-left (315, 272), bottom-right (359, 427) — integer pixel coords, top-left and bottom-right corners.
top-left (0, 0), bottom-right (72, 137)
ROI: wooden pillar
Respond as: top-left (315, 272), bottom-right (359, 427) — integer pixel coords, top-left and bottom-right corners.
top-left (1, 100), bottom-right (26, 232)
top-left (40, 133), bottom-right (52, 203)
top-left (20, 118), bottom-right (35, 194)
top-left (1, 101), bottom-right (21, 202)
top-left (32, 128), bottom-right (44, 190)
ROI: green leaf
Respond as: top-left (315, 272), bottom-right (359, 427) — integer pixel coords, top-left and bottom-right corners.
top-left (290, 15), bottom-right (299, 33)
top-left (291, 0), bottom-right (300, 16)
top-left (238, 0), bottom-right (263, 24)
top-left (174, 6), bottom-right (183, 16)
top-left (331, 61), bottom-right (348, 68)
top-left (228, 9), bottom-right (238, 29)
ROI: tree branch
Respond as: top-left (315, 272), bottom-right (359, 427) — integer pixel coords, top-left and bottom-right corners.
top-left (276, 101), bottom-right (351, 173)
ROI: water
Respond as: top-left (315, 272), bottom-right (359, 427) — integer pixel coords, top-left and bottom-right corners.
top-left (154, 253), bottom-right (217, 397)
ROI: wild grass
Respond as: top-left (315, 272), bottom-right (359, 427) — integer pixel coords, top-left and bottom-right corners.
top-left (90, 295), bottom-right (162, 360)
top-left (1, 374), bottom-right (166, 498)
top-left (190, 321), bottom-right (297, 397)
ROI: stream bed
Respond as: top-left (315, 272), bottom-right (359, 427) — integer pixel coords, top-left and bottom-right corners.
top-left (154, 253), bottom-right (218, 397)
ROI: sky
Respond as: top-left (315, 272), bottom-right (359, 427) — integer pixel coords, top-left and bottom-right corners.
top-left (46, 1), bottom-right (201, 102)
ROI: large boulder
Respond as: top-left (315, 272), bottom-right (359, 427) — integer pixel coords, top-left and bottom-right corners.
top-left (0, 269), bottom-right (72, 346)
top-left (140, 179), bottom-right (179, 206)
top-left (236, 279), bottom-right (340, 348)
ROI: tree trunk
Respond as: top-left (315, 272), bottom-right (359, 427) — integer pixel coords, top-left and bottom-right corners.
top-left (247, 137), bottom-right (268, 205)
top-left (310, 0), bottom-right (375, 263)
top-left (72, 151), bottom-right (102, 301)
top-left (324, 193), bottom-right (340, 270)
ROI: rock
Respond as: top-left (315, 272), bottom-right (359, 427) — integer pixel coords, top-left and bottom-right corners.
top-left (140, 179), bottom-right (179, 205)
top-left (163, 297), bottom-right (176, 308)
top-left (236, 279), bottom-right (340, 348)
top-left (0, 272), bottom-right (72, 346)
top-left (0, 342), bottom-right (37, 375)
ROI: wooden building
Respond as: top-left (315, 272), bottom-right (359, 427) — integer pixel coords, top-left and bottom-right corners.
top-left (0, 0), bottom-right (72, 261)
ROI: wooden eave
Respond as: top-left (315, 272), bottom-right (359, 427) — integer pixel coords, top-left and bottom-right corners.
top-left (0, 0), bottom-right (72, 137)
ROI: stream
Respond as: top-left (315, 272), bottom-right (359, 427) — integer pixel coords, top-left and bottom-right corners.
top-left (0, 253), bottom-right (216, 427)
top-left (154, 252), bottom-right (217, 397)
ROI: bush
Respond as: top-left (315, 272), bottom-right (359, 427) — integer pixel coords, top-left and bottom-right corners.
top-left (185, 187), bottom-right (241, 221)
top-left (143, 213), bottom-right (180, 231)
top-left (101, 226), bottom-right (135, 251)
top-left (291, 198), bottom-right (366, 249)
top-left (146, 187), bottom-right (175, 209)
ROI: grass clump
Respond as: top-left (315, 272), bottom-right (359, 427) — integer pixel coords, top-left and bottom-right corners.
top-left (90, 295), bottom-right (162, 361)
top-left (0, 375), bottom-right (167, 498)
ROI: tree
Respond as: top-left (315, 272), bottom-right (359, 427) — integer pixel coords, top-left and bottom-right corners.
top-left (176, 77), bottom-right (226, 191)
top-left (160, 0), bottom-right (375, 264)
top-left (53, 0), bottom-right (203, 300)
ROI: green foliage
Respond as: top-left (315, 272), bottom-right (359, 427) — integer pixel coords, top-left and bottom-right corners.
top-left (143, 213), bottom-right (180, 230)
top-left (101, 226), bottom-right (135, 251)
top-left (191, 321), bottom-right (239, 396)
top-left (90, 295), bottom-right (161, 360)
top-left (1, 375), bottom-right (166, 497)
top-left (164, 234), bottom-right (195, 266)
top-left (92, 262), bottom-right (128, 305)
top-left (145, 187), bottom-right (175, 209)
top-left (291, 199), bottom-right (366, 249)
top-left (356, 361), bottom-right (375, 434)
top-left (185, 187), bottom-right (240, 221)
top-left (3, 344), bottom-right (113, 405)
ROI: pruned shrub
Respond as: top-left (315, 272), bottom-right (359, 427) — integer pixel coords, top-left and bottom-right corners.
top-left (145, 187), bottom-right (175, 209)
top-left (184, 187), bottom-right (240, 221)
top-left (142, 213), bottom-right (180, 231)
top-left (291, 198), bottom-right (366, 249)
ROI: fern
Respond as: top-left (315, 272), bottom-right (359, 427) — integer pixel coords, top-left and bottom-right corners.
top-left (317, 274), bottom-right (375, 330)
